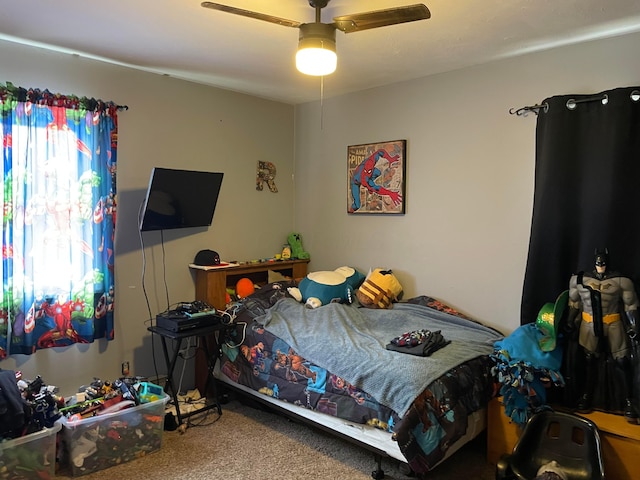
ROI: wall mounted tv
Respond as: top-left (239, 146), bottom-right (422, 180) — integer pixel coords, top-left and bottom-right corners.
top-left (139, 167), bottom-right (224, 231)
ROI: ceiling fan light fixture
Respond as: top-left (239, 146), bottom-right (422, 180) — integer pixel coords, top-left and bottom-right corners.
top-left (296, 46), bottom-right (337, 76)
top-left (203, 2), bottom-right (432, 77)
top-left (296, 23), bottom-right (337, 76)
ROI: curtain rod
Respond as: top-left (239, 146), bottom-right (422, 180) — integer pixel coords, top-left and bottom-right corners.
top-left (565, 93), bottom-right (608, 110)
top-left (509, 94), bottom-right (606, 116)
top-left (1, 82), bottom-right (128, 112)
top-left (511, 90), bottom-right (640, 117)
top-left (509, 103), bottom-right (548, 117)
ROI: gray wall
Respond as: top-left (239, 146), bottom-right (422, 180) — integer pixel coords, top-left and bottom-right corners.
top-left (293, 31), bottom-right (640, 334)
top-left (2, 30), bottom-right (640, 394)
top-left (0, 40), bottom-right (295, 394)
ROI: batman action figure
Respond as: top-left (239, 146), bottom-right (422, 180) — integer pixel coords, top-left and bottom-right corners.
top-left (567, 248), bottom-right (639, 422)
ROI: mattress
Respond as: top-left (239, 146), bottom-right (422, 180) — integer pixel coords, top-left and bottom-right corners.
top-left (214, 282), bottom-right (501, 475)
top-left (214, 367), bottom-right (487, 466)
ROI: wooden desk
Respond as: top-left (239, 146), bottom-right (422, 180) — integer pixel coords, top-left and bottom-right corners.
top-left (487, 397), bottom-right (640, 480)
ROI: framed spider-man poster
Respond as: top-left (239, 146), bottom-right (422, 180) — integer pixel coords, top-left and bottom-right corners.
top-left (347, 139), bottom-right (406, 214)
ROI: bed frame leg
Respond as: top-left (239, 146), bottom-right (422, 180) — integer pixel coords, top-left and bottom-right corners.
top-left (371, 454), bottom-right (385, 479)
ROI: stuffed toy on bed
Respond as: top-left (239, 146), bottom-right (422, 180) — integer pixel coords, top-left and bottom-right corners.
top-left (356, 268), bottom-right (403, 309)
top-left (334, 265), bottom-right (365, 290)
top-left (288, 267), bottom-right (362, 308)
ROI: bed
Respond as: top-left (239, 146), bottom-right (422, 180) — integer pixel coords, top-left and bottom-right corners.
top-left (214, 281), bottom-right (503, 477)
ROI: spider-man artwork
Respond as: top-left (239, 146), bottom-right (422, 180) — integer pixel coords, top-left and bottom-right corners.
top-left (348, 140), bottom-right (405, 214)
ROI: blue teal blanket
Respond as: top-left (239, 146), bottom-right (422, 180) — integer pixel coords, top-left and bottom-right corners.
top-left (491, 323), bottom-right (565, 425)
top-left (259, 298), bottom-right (503, 417)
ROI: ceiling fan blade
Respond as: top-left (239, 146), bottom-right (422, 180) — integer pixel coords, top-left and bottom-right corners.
top-left (201, 2), bottom-right (301, 28)
top-left (333, 4), bottom-right (431, 33)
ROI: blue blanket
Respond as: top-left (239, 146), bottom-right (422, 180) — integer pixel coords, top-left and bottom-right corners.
top-left (259, 298), bottom-right (503, 417)
top-left (493, 323), bottom-right (562, 371)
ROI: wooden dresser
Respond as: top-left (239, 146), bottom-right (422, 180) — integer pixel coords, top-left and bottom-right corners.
top-left (192, 259), bottom-right (309, 392)
top-left (193, 259), bottom-right (309, 309)
top-left (487, 397), bottom-right (640, 480)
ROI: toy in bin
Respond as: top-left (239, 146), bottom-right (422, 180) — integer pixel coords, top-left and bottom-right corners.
top-left (137, 382), bottom-right (164, 403)
top-left (0, 422), bottom-right (61, 480)
top-left (60, 393), bottom-right (168, 476)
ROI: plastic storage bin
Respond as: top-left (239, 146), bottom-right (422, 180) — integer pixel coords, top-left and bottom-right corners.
top-left (0, 422), bottom-right (61, 480)
top-left (59, 394), bottom-right (168, 476)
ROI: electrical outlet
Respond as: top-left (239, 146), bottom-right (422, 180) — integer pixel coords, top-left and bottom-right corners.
top-left (121, 361), bottom-right (130, 376)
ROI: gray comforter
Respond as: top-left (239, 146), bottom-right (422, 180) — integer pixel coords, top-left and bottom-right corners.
top-left (258, 298), bottom-right (502, 417)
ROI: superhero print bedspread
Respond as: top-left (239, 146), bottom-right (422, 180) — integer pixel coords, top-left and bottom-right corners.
top-left (218, 282), bottom-right (500, 474)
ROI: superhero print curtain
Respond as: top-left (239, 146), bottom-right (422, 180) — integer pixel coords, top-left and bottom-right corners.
top-left (0, 83), bottom-right (119, 358)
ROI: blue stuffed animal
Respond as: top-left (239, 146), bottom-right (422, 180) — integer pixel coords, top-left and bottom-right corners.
top-left (334, 266), bottom-right (365, 290)
top-left (289, 269), bottom-right (356, 309)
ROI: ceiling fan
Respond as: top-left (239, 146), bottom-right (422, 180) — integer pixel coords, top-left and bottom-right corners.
top-left (200, 1), bottom-right (431, 76)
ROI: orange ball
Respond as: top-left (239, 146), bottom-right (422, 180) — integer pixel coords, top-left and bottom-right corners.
top-left (236, 278), bottom-right (255, 299)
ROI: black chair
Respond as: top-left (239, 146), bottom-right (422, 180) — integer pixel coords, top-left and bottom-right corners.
top-left (495, 410), bottom-right (605, 480)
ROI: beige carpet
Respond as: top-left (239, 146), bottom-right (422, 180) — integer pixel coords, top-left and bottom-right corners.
top-left (55, 398), bottom-right (496, 479)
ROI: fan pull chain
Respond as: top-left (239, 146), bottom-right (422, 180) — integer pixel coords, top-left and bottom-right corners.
top-left (320, 75), bottom-right (325, 130)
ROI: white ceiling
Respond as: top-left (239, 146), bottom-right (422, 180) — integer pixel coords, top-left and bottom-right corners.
top-left (2, 1), bottom-right (640, 105)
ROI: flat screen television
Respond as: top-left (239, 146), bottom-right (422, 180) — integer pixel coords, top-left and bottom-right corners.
top-left (139, 167), bottom-right (224, 231)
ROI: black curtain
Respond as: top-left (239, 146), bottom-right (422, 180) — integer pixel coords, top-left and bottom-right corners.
top-left (521, 86), bottom-right (640, 324)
